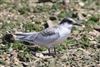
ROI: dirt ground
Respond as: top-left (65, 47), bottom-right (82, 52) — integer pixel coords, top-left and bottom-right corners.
top-left (0, 0), bottom-right (100, 67)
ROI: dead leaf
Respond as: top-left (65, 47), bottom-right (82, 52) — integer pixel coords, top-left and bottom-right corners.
top-left (89, 30), bottom-right (100, 37)
top-left (94, 26), bottom-right (100, 32)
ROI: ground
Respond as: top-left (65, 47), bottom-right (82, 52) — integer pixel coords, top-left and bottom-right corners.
top-left (0, 0), bottom-right (100, 67)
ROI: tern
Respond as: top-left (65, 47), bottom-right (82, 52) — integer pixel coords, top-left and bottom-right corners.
top-left (3, 18), bottom-right (81, 55)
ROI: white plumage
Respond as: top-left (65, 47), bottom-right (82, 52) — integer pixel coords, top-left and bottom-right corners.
top-left (12, 18), bottom-right (80, 55)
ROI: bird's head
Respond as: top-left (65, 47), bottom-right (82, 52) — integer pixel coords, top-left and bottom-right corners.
top-left (59, 18), bottom-right (81, 29)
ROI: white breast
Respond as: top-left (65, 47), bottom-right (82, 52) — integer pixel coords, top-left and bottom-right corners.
top-left (59, 27), bottom-right (71, 37)
top-left (51, 27), bottom-right (71, 46)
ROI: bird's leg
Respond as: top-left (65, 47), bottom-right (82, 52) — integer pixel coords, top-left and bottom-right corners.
top-left (48, 47), bottom-right (57, 56)
top-left (48, 48), bottom-right (51, 56)
top-left (54, 47), bottom-right (56, 55)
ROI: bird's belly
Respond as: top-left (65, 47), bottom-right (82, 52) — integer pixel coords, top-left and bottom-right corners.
top-left (36, 35), bottom-right (68, 48)
top-left (52, 30), bottom-right (71, 46)
top-left (53, 35), bottom-right (67, 45)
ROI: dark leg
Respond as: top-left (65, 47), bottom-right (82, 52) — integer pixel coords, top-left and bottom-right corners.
top-left (48, 48), bottom-right (51, 55)
top-left (54, 47), bottom-right (56, 55)
top-left (48, 47), bottom-right (57, 56)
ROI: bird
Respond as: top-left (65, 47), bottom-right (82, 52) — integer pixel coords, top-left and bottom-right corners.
top-left (3, 17), bottom-right (81, 55)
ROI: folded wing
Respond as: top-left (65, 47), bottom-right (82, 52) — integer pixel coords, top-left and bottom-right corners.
top-left (34, 28), bottom-right (60, 45)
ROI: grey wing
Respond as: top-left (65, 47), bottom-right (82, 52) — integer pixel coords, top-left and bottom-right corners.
top-left (14, 32), bottom-right (38, 42)
top-left (34, 28), bottom-right (60, 45)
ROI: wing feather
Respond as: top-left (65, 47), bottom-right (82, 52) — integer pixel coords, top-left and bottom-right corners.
top-left (34, 27), bottom-right (60, 45)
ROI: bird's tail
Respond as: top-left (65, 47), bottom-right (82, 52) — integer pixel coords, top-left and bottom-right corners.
top-left (13, 32), bottom-right (38, 43)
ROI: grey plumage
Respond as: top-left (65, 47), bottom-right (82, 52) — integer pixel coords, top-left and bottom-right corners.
top-left (12, 18), bottom-right (81, 55)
